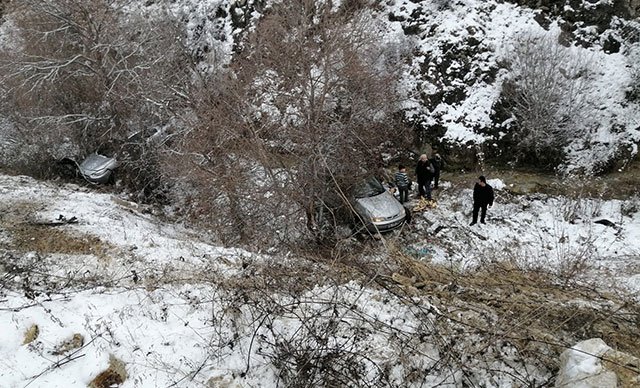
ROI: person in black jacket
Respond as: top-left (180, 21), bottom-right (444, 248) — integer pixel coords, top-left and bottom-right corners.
top-left (470, 175), bottom-right (494, 225)
top-left (430, 154), bottom-right (443, 189)
top-left (415, 154), bottom-right (434, 200)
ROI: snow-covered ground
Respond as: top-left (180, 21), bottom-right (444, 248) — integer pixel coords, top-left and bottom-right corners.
top-left (1, 173), bottom-right (639, 387)
top-left (404, 178), bottom-right (640, 295)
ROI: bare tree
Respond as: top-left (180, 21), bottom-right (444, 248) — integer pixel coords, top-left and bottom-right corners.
top-left (239, 0), bottom-right (409, 239)
top-left (170, 0), bottom-right (411, 246)
top-left (499, 32), bottom-right (592, 168)
top-left (0, 0), bottom-right (192, 192)
top-left (169, 0), bottom-right (411, 244)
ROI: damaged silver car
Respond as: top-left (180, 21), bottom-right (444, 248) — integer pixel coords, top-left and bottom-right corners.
top-left (353, 177), bottom-right (407, 233)
top-left (77, 153), bottom-right (119, 184)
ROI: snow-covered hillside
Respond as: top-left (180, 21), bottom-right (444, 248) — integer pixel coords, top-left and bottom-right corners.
top-left (384, 0), bottom-right (640, 171)
top-left (2, 1), bottom-right (640, 385)
top-left (167, 0), bottom-right (640, 170)
top-left (2, 0), bottom-right (639, 173)
top-left (1, 173), bottom-right (639, 387)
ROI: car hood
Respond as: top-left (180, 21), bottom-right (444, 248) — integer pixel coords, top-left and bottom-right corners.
top-left (355, 191), bottom-right (404, 219)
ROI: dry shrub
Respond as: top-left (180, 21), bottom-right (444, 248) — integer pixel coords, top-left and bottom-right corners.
top-left (498, 32), bottom-right (592, 168)
top-left (52, 333), bottom-right (84, 355)
top-left (389, 252), bottom-right (640, 373)
top-left (621, 194), bottom-right (640, 217)
top-left (0, 0), bottom-right (191, 197)
top-left (22, 324), bottom-right (39, 345)
top-left (89, 355), bottom-right (127, 388)
top-left (556, 186), bottom-right (604, 223)
top-left (166, 0), bottom-right (411, 249)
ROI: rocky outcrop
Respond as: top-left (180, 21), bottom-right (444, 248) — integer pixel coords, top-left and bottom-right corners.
top-left (555, 338), bottom-right (640, 387)
top-left (507, 0), bottom-right (640, 19)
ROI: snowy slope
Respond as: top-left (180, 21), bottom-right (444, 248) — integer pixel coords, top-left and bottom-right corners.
top-left (1, 0), bottom-right (639, 172)
top-left (2, 0), bottom-right (640, 385)
top-left (1, 173), bottom-right (639, 387)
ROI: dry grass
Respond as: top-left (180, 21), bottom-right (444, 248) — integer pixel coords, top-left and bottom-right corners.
top-left (390, 253), bottom-right (640, 363)
top-left (442, 159), bottom-right (640, 199)
top-left (52, 333), bottom-right (84, 355)
top-left (7, 223), bottom-right (111, 256)
top-left (602, 349), bottom-right (640, 387)
top-left (0, 200), bottom-right (113, 257)
top-left (7, 224), bottom-right (112, 257)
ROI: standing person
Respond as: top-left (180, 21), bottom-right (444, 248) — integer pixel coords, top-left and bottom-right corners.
top-left (394, 165), bottom-right (411, 203)
top-left (470, 175), bottom-right (494, 225)
top-left (415, 154), bottom-right (434, 200)
top-left (431, 154), bottom-right (443, 189)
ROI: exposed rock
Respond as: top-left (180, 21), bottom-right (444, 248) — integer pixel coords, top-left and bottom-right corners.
top-left (555, 338), bottom-right (640, 387)
top-left (594, 219), bottom-right (616, 228)
top-left (439, 139), bottom-right (480, 170)
top-left (556, 338), bottom-right (616, 387)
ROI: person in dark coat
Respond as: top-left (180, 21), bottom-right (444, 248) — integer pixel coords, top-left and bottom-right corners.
top-left (430, 154), bottom-right (443, 189)
top-left (470, 175), bottom-right (494, 225)
top-left (415, 154), bottom-right (434, 200)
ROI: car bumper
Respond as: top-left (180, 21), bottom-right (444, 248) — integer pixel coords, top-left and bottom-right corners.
top-left (367, 215), bottom-right (406, 232)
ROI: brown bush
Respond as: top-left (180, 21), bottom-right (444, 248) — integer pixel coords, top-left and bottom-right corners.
top-left (89, 355), bottom-right (127, 388)
top-left (497, 32), bottom-right (592, 169)
top-left (0, 0), bottom-right (192, 197)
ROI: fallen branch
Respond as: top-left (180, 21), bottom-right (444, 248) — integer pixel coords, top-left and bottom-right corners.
top-left (24, 354), bottom-right (86, 387)
top-left (24, 333), bottom-right (101, 387)
top-left (31, 215), bottom-right (78, 226)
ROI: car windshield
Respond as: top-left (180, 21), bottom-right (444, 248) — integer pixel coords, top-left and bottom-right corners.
top-left (354, 177), bottom-right (386, 199)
